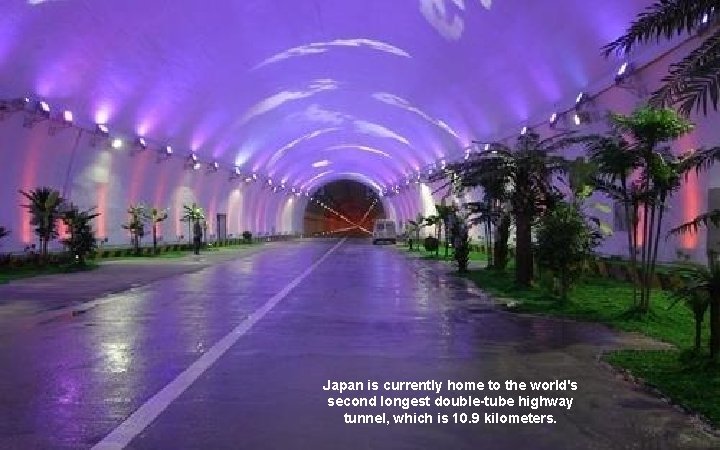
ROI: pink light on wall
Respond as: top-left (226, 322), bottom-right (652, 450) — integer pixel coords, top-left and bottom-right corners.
top-left (682, 172), bottom-right (700, 249)
top-left (678, 136), bottom-right (701, 249)
top-left (96, 183), bottom-right (108, 239)
top-left (19, 133), bottom-right (43, 244)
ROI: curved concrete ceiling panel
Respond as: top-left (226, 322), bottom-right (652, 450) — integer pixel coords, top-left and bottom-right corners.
top-left (0, 0), bottom-right (653, 192)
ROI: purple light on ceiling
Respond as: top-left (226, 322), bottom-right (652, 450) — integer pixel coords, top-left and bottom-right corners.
top-left (0, 0), bottom-right (659, 189)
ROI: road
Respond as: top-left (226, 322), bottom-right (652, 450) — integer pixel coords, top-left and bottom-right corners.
top-left (0, 239), bottom-right (715, 449)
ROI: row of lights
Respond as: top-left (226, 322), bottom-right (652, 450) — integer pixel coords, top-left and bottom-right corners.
top-left (0, 96), bottom-right (320, 198)
top-left (383, 60), bottom-right (639, 197)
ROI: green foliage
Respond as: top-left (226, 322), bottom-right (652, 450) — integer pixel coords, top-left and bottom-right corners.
top-left (669, 209), bottom-right (720, 236)
top-left (450, 216), bottom-right (471, 273)
top-left (242, 230), bottom-right (253, 241)
top-left (61, 204), bottom-right (100, 266)
top-left (604, 1), bottom-right (720, 115)
top-left (144, 206), bottom-right (168, 253)
top-left (535, 202), bottom-right (601, 301)
top-left (122, 204), bottom-right (146, 255)
top-left (588, 106), bottom-right (710, 313)
top-left (181, 202), bottom-right (205, 222)
top-left (611, 106), bottom-right (694, 146)
top-left (407, 213), bottom-right (427, 251)
top-left (19, 187), bottom-right (65, 258)
top-left (669, 269), bottom-right (712, 352)
top-left (442, 132), bottom-right (591, 286)
top-left (423, 236), bottom-right (439, 252)
top-left (435, 201), bottom-right (457, 258)
top-left (606, 350), bottom-right (720, 428)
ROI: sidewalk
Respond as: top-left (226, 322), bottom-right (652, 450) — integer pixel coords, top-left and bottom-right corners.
top-left (0, 242), bottom-right (279, 324)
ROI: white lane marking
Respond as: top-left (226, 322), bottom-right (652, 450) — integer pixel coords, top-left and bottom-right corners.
top-left (92, 239), bottom-right (346, 450)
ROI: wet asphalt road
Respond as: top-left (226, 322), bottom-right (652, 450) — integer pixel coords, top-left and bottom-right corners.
top-left (0, 239), bottom-right (716, 449)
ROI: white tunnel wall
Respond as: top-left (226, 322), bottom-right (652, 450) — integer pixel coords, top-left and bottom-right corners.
top-left (0, 114), bottom-right (304, 252)
top-left (389, 36), bottom-right (720, 264)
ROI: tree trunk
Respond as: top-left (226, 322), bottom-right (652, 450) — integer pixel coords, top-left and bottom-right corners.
top-left (695, 315), bottom-right (703, 352)
top-left (153, 223), bottom-right (158, 254)
top-left (494, 215), bottom-right (511, 271)
top-left (435, 225), bottom-right (440, 257)
top-left (515, 213), bottom-right (533, 287)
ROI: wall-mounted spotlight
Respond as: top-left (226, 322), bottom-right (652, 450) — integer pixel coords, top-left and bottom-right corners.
top-left (90, 122), bottom-right (110, 146)
top-left (111, 138), bottom-right (124, 149)
top-left (185, 153), bottom-right (200, 170)
top-left (96, 123), bottom-right (110, 136)
top-left (130, 136), bottom-right (148, 155)
top-left (520, 126), bottom-right (528, 135)
top-left (614, 61), bottom-right (647, 97)
top-left (575, 92), bottom-right (587, 106)
top-left (37, 101), bottom-right (51, 118)
top-left (230, 166), bottom-right (242, 180)
top-left (49, 109), bottom-right (74, 135)
top-left (207, 161), bottom-right (220, 173)
top-left (134, 136), bottom-right (148, 152)
top-left (23, 100), bottom-right (51, 127)
top-left (573, 112), bottom-right (594, 126)
top-left (549, 112), bottom-right (559, 127)
top-left (157, 144), bottom-right (173, 162)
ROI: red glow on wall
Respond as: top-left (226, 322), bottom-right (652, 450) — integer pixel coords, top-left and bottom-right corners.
top-left (96, 183), bottom-right (108, 238)
top-left (19, 133), bottom-right (42, 244)
top-left (678, 136), bottom-right (700, 249)
top-left (682, 172), bottom-right (700, 249)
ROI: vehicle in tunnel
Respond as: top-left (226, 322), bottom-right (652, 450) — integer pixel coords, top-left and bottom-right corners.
top-left (372, 219), bottom-right (397, 245)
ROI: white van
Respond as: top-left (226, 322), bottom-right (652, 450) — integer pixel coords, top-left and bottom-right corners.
top-left (372, 219), bottom-right (397, 245)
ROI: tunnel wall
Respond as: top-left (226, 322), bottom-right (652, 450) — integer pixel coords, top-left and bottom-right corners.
top-left (0, 114), bottom-right (306, 252)
top-left (393, 36), bottom-right (720, 263)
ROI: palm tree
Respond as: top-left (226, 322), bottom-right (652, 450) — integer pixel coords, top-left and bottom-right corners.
top-left (604, 1), bottom-right (720, 116)
top-left (424, 215), bottom-right (442, 256)
top-left (61, 204), bottom-right (100, 266)
top-left (435, 202), bottom-right (457, 258)
top-left (181, 202), bottom-right (205, 245)
top-left (19, 187), bottom-right (64, 258)
top-left (668, 215), bottom-right (720, 359)
top-left (588, 134), bottom-right (642, 304)
top-left (407, 214), bottom-right (426, 251)
top-left (144, 207), bottom-right (169, 254)
top-left (447, 152), bottom-right (512, 270)
top-left (122, 204), bottom-right (146, 256)
top-left (456, 132), bottom-right (582, 287)
top-left (589, 107), bottom-right (719, 313)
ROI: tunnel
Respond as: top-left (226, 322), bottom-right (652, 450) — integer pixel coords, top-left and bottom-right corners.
top-left (303, 180), bottom-right (386, 238)
top-left (0, 1), bottom-right (719, 449)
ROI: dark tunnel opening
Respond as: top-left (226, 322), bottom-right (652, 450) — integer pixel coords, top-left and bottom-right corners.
top-left (303, 180), bottom-right (385, 237)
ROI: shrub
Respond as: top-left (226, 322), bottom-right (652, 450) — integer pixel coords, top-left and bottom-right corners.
top-left (535, 202), bottom-right (602, 301)
top-left (242, 231), bottom-right (253, 242)
top-left (62, 204), bottom-right (100, 266)
top-left (423, 236), bottom-right (439, 252)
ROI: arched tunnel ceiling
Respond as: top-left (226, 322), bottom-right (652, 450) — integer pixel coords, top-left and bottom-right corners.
top-left (0, 0), bottom-right (653, 193)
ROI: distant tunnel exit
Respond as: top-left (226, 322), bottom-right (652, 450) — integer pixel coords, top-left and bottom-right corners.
top-left (303, 180), bottom-right (385, 237)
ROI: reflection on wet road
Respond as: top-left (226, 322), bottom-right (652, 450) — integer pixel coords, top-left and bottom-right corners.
top-left (0, 239), bottom-right (715, 449)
